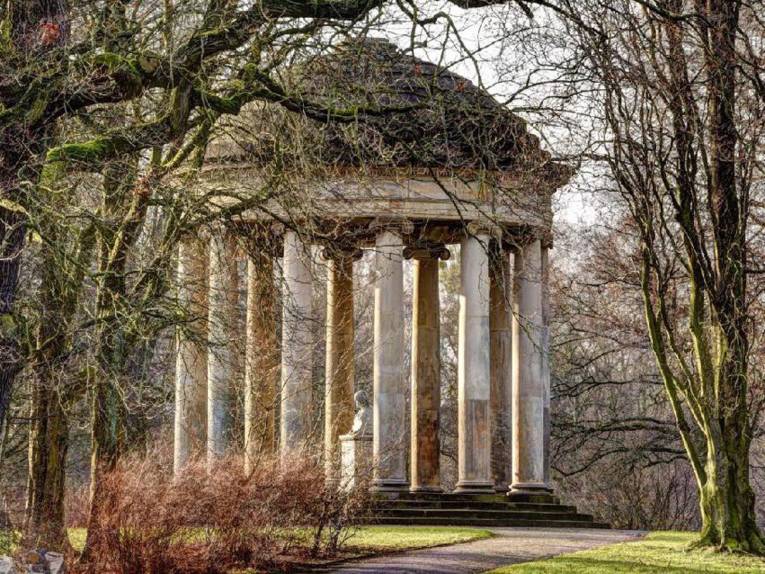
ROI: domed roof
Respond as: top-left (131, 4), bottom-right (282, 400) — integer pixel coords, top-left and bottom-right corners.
top-left (290, 37), bottom-right (550, 171)
top-left (211, 37), bottom-right (561, 176)
top-left (200, 38), bottom-right (569, 239)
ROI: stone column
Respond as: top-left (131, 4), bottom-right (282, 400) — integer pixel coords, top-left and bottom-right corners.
top-left (207, 233), bottom-right (240, 463)
top-left (244, 251), bottom-right (280, 472)
top-left (490, 242), bottom-right (513, 492)
top-left (174, 238), bottom-right (208, 473)
top-left (280, 230), bottom-right (314, 456)
top-left (324, 248), bottom-right (360, 480)
top-left (456, 230), bottom-right (494, 493)
top-left (408, 246), bottom-right (449, 492)
top-left (372, 225), bottom-right (409, 491)
top-left (509, 239), bottom-right (550, 496)
top-left (541, 245), bottom-right (552, 485)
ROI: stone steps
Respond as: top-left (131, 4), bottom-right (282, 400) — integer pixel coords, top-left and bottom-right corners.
top-left (376, 508), bottom-right (594, 521)
top-left (367, 492), bottom-right (608, 529)
top-left (367, 516), bottom-right (611, 528)
top-left (382, 492), bottom-right (563, 505)
top-left (381, 500), bottom-right (578, 512)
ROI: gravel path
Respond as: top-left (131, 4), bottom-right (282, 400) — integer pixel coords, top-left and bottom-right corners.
top-left (326, 528), bottom-right (644, 574)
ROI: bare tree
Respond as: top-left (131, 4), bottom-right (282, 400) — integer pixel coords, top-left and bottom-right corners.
top-left (553, 0), bottom-right (765, 553)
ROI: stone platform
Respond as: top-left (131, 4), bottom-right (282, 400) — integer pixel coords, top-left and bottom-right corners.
top-left (367, 492), bottom-right (609, 529)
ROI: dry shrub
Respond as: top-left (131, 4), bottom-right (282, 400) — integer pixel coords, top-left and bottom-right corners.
top-left (65, 483), bottom-right (90, 529)
top-left (558, 459), bottom-right (700, 530)
top-left (75, 446), bottom-right (368, 574)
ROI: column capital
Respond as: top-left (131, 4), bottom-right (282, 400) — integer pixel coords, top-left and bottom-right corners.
top-left (466, 220), bottom-right (503, 240)
top-left (208, 226), bottom-right (246, 257)
top-left (180, 227), bottom-right (211, 243)
top-left (321, 245), bottom-right (364, 262)
top-left (403, 244), bottom-right (451, 261)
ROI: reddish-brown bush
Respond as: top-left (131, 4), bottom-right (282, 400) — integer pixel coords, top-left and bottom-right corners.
top-left (72, 446), bottom-right (368, 573)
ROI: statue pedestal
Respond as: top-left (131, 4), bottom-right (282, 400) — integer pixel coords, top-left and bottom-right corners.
top-left (340, 433), bottom-right (373, 490)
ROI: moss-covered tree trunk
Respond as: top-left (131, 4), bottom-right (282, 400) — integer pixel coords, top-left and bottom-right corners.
top-left (692, 0), bottom-right (764, 554)
top-left (25, 374), bottom-right (69, 550)
top-left (595, 0), bottom-right (765, 555)
top-left (0, 194), bottom-right (25, 437)
top-left (0, 0), bottom-right (69, 431)
top-left (695, 309), bottom-right (763, 552)
top-left (81, 160), bottom-right (142, 560)
top-left (698, 429), bottom-right (763, 553)
top-left (24, 236), bottom-right (92, 550)
top-left (82, 341), bottom-right (123, 561)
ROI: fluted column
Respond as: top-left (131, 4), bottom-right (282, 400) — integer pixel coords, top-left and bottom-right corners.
top-left (244, 251), bottom-right (279, 472)
top-left (408, 246), bottom-right (449, 492)
top-left (372, 225), bottom-right (409, 491)
top-left (207, 233), bottom-right (240, 463)
top-left (324, 248), bottom-right (360, 480)
top-left (280, 230), bottom-right (314, 456)
top-left (510, 239), bottom-right (550, 496)
top-left (174, 238), bottom-right (209, 473)
top-left (490, 242), bottom-right (513, 492)
top-left (456, 230), bottom-right (494, 493)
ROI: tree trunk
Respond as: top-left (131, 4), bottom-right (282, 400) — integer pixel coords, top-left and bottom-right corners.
top-left (81, 281), bottom-right (127, 560)
top-left (81, 367), bottom-right (122, 561)
top-left (697, 0), bottom-right (763, 554)
top-left (25, 376), bottom-right (69, 550)
top-left (81, 160), bottom-right (139, 560)
top-left (698, 319), bottom-right (763, 552)
top-left (0, 199), bottom-right (26, 433)
top-left (24, 299), bottom-right (76, 550)
top-left (0, 0), bottom-right (70, 431)
top-left (697, 425), bottom-right (765, 554)
top-left (22, 145), bottom-right (94, 551)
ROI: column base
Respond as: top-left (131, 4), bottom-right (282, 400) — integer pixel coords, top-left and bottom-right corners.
top-left (454, 480), bottom-right (495, 494)
top-left (507, 482), bottom-right (554, 502)
top-left (410, 484), bottom-right (444, 494)
top-left (493, 482), bottom-right (510, 494)
top-left (371, 478), bottom-right (410, 494)
top-left (509, 481), bottom-right (551, 493)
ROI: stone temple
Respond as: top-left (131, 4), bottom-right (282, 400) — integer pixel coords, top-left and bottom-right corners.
top-left (173, 39), bottom-right (605, 527)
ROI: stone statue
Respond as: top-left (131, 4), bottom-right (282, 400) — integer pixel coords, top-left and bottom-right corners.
top-left (350, 390), bottom-right (372, 437)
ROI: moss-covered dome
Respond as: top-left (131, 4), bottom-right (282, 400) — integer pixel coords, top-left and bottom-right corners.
top-left (290, 37), bottom-right (548, 171)
top-left (210, 37), bottom-right (555, 175)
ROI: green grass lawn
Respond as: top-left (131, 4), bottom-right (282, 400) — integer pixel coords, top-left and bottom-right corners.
top-left (65, 525), bottom-right (491, 554)
top-left (67, 527), bottom-right (86, 552)
top-left (489, 531), bottom-right (765, 574)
